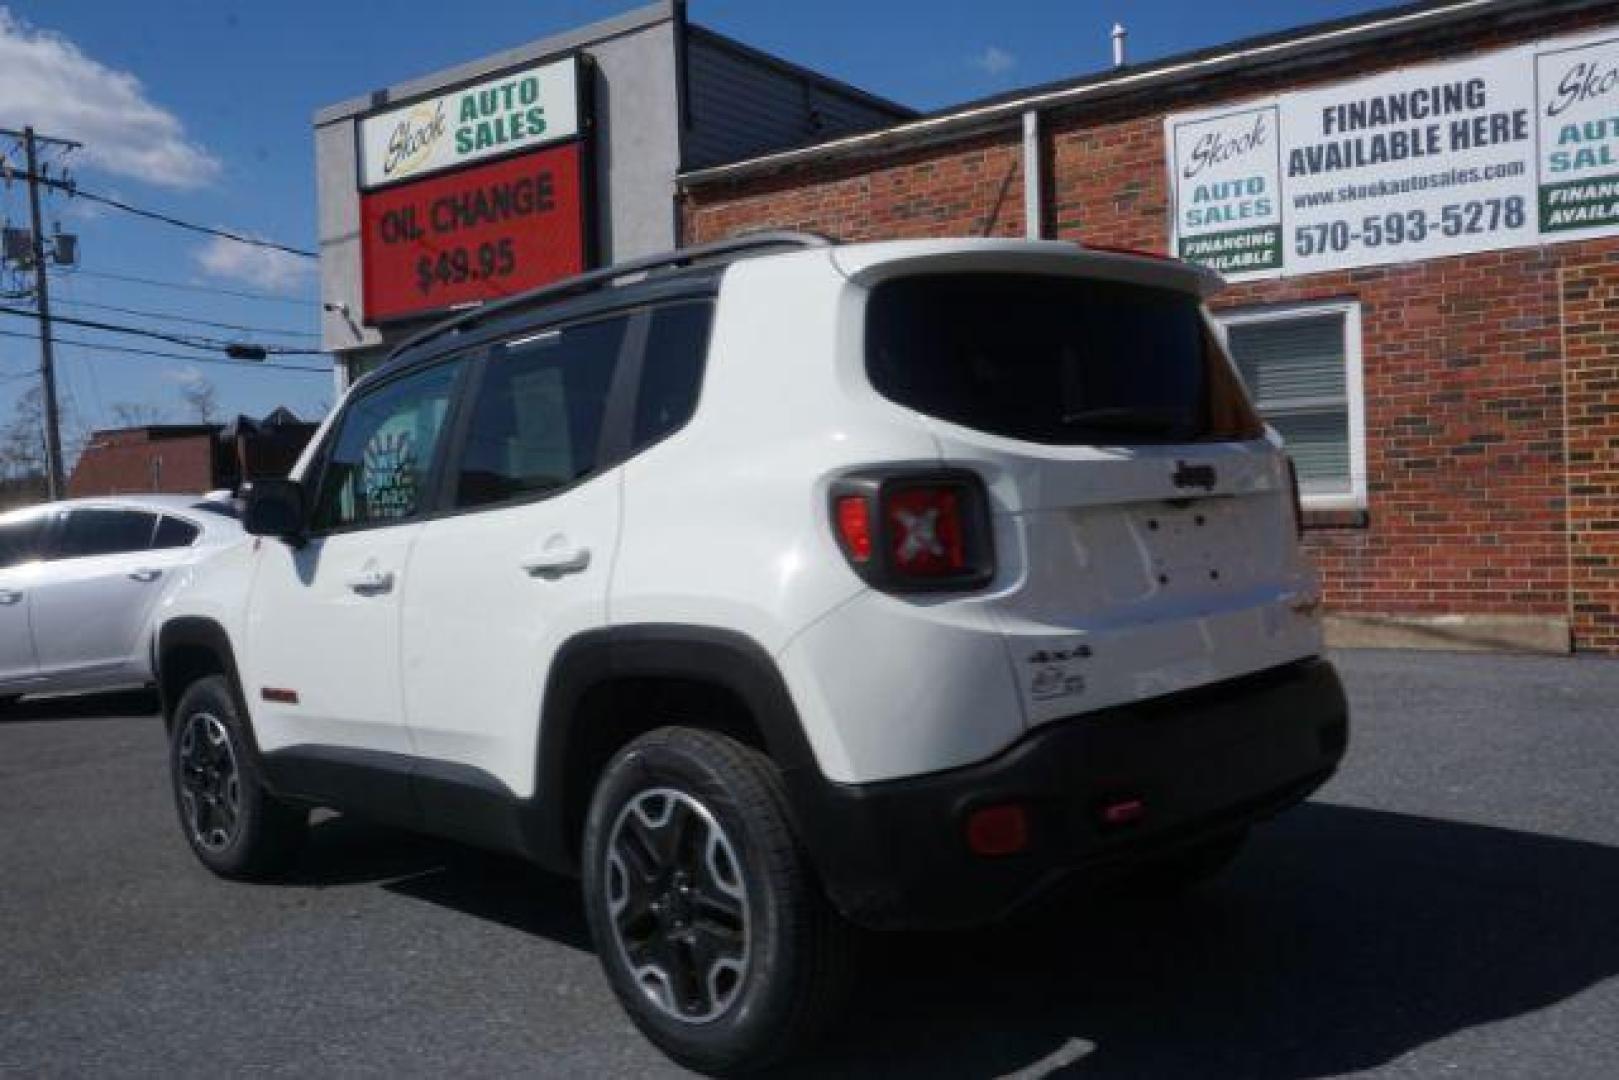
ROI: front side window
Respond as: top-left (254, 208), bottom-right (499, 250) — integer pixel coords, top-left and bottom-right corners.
top-left (311, 361), bottom-right (462, 531)
top-left (866, 273), bottom-right (1261, 445)
top-left (454, 316), bottom-right (629, 509)
top-left (1222, 303), bottom-right (1364, 507)
top-left (54, 509), bottom-right (158, 558)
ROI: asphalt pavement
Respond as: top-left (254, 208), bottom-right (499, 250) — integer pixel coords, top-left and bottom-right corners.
top-left (2, 650), bottom-right (1618, 1078)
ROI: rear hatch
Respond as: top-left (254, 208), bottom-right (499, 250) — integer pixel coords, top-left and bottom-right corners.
top-left (860, 255), bottom-right (1323, 726)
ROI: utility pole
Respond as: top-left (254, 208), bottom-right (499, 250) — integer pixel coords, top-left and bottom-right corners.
top-left (1, 126), bottom-right (79, 499)
top-left (23, 128), bottom-right (65, 498)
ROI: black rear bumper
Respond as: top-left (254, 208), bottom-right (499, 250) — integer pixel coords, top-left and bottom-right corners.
top-left (790, 658), bottom-right (1349, 930)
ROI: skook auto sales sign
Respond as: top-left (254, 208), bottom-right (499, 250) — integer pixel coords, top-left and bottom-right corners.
top-left (356, 55), bottom-right (590, 324)
top-left (1167, 27), bottom-right (1619, 280)
top-left (358, 57), bottom-right (581, 189)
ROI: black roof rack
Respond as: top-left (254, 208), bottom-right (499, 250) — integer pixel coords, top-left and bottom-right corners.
top-left (386, 230), bottom-right (832, 363)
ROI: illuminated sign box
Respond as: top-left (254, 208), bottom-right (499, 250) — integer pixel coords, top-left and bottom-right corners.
top-left (356, 54), bottom-right (592, 325)
top-left (360, 142), bottom-right (588, 325)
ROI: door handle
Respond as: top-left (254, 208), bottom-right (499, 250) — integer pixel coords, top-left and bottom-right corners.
top-left (0, 589), bottom-right (21, 605)
top-left (128, 568), bottom-right (163, 583)
top-left (520, 546), bottom-right (591, 578)
top-left (346, 569), bottom-right (395, 595)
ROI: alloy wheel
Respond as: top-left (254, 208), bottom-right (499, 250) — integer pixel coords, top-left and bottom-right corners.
top-left (177, 712), bottom-right (240, 852)
top-left (604, 787), bottom-right (750, 1024)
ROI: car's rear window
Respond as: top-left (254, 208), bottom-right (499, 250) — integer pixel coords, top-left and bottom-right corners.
top-left (865, 273), bottom-right (1261, 445)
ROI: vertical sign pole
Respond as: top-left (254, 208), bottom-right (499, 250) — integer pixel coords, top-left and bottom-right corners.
top-left (23, 127), bottom-right (65, 500)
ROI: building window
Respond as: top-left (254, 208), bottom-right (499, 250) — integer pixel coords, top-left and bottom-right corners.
top-left (1220, 301), bottom-right (1365, 510)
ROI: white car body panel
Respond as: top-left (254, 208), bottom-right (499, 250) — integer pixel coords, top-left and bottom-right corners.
top-left (400, 472), bottom-right (622, 797)
top-left (245, 523), bottom-right (422, 755)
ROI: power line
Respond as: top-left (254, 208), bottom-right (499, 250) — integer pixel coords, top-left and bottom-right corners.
top-left (72, 269), bottom-right (320, 307)
top-left (0, 327), bottom-right (329, 374)
top-left (53, 298), bottom-right (319, 340)
top-left (62, 186), bottom-right (317, 259)
top-left (1, 164), bottom-right (318, 259)
top-left (0, 304), bottom-right (326, 356)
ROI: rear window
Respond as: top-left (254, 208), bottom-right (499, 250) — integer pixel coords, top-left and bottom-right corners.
top-left (866, 274), bottom-right (1261, 445)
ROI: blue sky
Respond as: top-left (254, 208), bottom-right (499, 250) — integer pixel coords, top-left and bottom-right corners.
top-left (0, 0), bottom-right (1395, 456)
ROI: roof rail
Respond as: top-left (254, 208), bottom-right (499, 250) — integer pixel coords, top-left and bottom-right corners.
top-left (386, 230), bottom-right (832, 363)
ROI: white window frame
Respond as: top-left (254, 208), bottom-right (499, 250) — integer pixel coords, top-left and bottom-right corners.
top-left (1219, 299), bottom-right (1366, 512)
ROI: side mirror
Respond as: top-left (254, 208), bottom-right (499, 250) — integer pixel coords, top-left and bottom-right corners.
top-left (244, 478), bottom-right (307, 541)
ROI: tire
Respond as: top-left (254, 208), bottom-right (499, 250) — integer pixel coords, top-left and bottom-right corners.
top-left (581, 727), bottom-right (853, 1075)
top-left (1121, 829), bottom-right (1248, 898)
top-left (168, 674), bottom-right (306, 880)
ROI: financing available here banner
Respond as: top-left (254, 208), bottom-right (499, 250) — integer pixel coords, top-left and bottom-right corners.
top-left (1166, 26), bottom-right (1619, 280)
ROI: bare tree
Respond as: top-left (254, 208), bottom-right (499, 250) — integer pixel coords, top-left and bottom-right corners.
top-left (0, 385), bottom-right (85, 503)
top-left (178, 377), bottom-right (220, 423)
top-left (111, 401), bottom-right (170, 427)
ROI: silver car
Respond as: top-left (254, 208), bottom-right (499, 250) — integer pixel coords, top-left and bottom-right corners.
top-left (0, 495), bottom-right (244, 704)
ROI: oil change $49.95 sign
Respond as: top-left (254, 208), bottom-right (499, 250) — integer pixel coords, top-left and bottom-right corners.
top-left (356, 55), bottom-right (589, 324)
top-left (359, 142), bottom-right (586, 324)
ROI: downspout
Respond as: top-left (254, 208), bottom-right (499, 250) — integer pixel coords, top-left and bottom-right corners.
top-left (1022, 109), bottom-right (1043, 240)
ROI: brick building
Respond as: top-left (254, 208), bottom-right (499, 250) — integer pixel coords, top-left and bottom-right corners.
top-left (68, 409), bottom-right (318, 498)
top-left (680, 0), bottom-right (1619, 654)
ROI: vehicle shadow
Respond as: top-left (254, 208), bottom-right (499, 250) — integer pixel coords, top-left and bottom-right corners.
top-left (286, 813), bottom-right (593, 951)
top-left (0, 688), bottom-right (160, 722)
top-left (786, 801), bottom-right (1619, 1078)
top-left (283, 801), bottom-right (1619, 1078)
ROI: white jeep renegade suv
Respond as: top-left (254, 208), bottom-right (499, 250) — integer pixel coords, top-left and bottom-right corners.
top-left (155, 233), bottom-right (1347, 1073)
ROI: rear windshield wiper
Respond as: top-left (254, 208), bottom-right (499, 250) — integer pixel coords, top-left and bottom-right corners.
top-left (1059, 406), bottom-right (1199, 437)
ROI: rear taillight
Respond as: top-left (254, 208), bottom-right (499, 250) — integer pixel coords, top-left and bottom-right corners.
top-left (1285, 457), bottom-right (1304, 539)
top-left (830, 470), bottom-right (994, 591)
top-left (833, 495), bottom-right (873, 563)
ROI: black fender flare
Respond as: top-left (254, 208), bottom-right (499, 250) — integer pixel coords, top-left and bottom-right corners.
top-left (154, 618), bottom-right (262, 756)
top-left (528, 624), bottom-right (828, 874)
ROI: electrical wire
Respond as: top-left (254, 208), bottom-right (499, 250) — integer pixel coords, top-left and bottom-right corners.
top-left (71, 269), bottom-right (320, 307)
top-left (0, 304), bottom-right (326, 356)
top-left (0, 327), bottom-right (328, 374)
top-left (53, 298), bottom-right (319, 340)
top-left (29, 175), bottom-right (317, 259)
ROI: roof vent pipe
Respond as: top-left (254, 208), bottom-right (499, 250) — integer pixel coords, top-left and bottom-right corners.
top-left (1112, 23), bottom-right (1128, 68)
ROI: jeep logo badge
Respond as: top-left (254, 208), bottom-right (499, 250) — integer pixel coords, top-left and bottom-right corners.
top-left (1173, 461), bottom-right (1218, 490)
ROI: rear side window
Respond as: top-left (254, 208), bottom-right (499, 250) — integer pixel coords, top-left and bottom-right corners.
top-left (54, 509), bottom-right (158, 558)
top-left (153, 516), bottom-right (200, 549)
top-left (455, 316), bottom-right (629, 509)
top-left (866, 274), bottom-right (1262, 445)
top-left (633, 302), bottom-right (713, 450)
top-left (0, 518), bottom-right (44, 569)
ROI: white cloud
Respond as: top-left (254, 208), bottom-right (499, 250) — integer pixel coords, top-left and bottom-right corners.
top-left (160, 364), bottom-right (206, 386)
top-left (970, 46), bottom-right (1016, 77)
top-left (194, 234), bottom-right (316, 295)
top-left (0, 8), bottom-right (220, 189)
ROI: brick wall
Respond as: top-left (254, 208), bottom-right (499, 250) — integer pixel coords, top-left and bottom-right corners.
top-left (68, 430), bottom-right (218, 497)
top-left (682, 7), bottom-right (1619, 651)
top-left (1561, 255), bottom-right (1619, 652)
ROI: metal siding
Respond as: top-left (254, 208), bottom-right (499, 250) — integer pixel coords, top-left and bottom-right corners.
top-left (685, 37), bottom-right (905, 169)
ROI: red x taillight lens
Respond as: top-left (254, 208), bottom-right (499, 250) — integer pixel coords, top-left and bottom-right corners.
top-left (830, 471), bottom-right (994, 592)
top-left (884, 486), bottom-right (968, 577)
